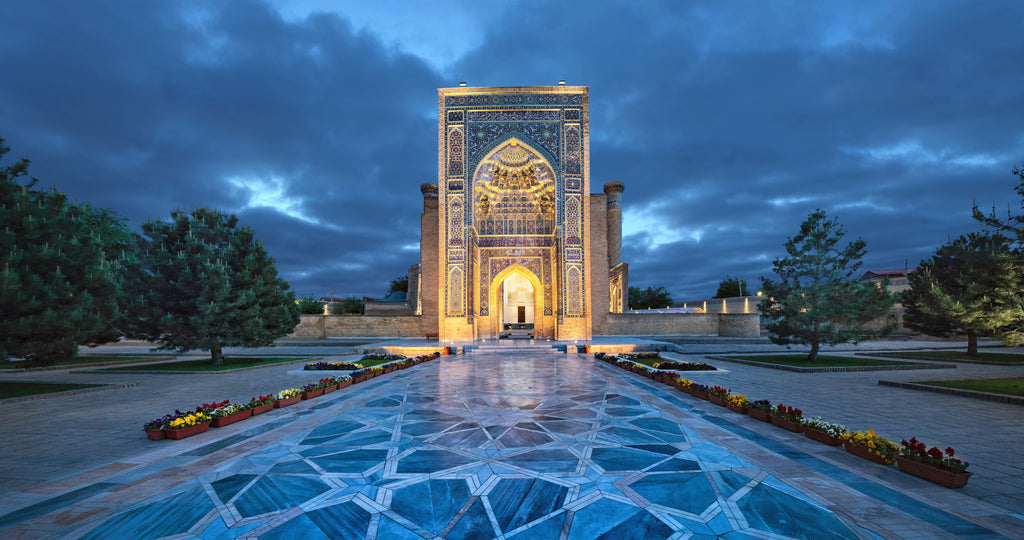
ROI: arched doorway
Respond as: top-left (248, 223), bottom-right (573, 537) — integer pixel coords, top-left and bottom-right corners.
top-left (488, 264), bottom-right (545, 339)
top-left (501, 273), bottom-right (534, 336)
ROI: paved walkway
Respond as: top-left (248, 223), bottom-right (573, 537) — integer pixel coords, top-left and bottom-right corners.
top-left (0, 340), bottom-right (1021, 538)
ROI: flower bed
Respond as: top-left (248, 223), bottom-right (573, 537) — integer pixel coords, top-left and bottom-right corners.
top-left (210, 403), bottom-right (251, 427)
top-left (801, 417), bottom-right (848, 446)
top-left (770, 404), bottom-right (804, 433)
top-left (653, 360), bottom-right (717, 371)
top-left (842, 430), bottom-right (898, 465)
top-left (897, 437), bottom-right (972, 487)
top-left (304, 361), bottom-right (363, 371)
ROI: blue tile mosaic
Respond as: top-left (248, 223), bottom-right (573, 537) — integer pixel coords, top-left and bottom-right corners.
top-left (489, 477), bottom-right (568, 532)
top-left (62, 355), bottom-right (978, 539)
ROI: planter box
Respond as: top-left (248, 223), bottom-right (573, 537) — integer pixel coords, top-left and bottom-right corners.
top-left (145, 428), bottom-right (165, 441)
top-left (337, 380), bottom-right (352, 389)
top-left (211, 409), bottom-right (252, 428)
top-left (690, 391), bottom-right (710, 401)
top-left (709, 396), bottom-right (729, 407)
top-left (301, 388), bottom-right (324, 400)
top-left (274, 395), bottom-right (301, 408)
top-left (322, 383), bottom-right (339, 394)
top-left (352, 376), bottom-right (367, 383)
top-left (250, 402), bottom-right (273, 416)
top-left (770, 416), bottom-right (805, 433)
top-left (726, 403), bottom-right (748, 415)
top-left (749, 409), bottom-right (772, 422)
top-left (163, 421), bottom-right (212, 440)
top-left (844, 441), bottom-right (894, 465)
top-left (896, 456), bottom-right (973, 488)
top-left (804, 427), bottom-right (844, 446)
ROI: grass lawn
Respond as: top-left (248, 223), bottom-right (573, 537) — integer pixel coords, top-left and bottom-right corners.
top-left (918, 377), bottom-right (1024, 397)
top-left (622, 355), bottom-right (666, 367)
top-left (0, 382), bottom-right (103, 399)
top-left (725, 354), bottom-right (914, 368)
top-left (3, 356), bottom-right (161, 369)
top-left (876, 351), bottom-right (1024, 363)
top-left (105, 357), bottom-right (306, 372)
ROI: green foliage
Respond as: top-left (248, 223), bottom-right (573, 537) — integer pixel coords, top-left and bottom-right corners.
top-left (330, 296), bottom-right (364, 314)
top-left (628, 285), bottom-right (673, 310)
top-left (387, 275), bottom-right (408, 297)
top-left (297, 294), bottom-right (325, 314)
top-left (974, 165), bottom-right (1024, 248)
top-left (902, 233), bottom-right (1024, 354)
top-left (714, 276), bottom-right (750, 298)
top-left (0, 137), bottom-right (128, 364)
top-left (758, 210), bottom-right (896, 361)
top-left (121, 207), bottom-right (300, 365)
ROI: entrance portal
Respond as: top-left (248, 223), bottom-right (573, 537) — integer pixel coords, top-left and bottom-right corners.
top-left (501, 273), bottom-right (535, 338)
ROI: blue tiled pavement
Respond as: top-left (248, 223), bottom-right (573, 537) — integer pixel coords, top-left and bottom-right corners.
top-left (69, 355), bottom-right (874, 539)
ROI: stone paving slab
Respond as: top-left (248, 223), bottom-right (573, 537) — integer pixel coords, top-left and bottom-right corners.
top-left (0, 339), bottom-right (1021, 538)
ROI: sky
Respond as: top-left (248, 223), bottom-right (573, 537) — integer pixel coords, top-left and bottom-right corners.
top-left (2, 0), bottom-right (1023, 301)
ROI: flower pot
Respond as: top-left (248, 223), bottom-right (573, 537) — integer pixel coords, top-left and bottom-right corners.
top-left (301, 388), bottom-right (324, 400)
top-left (690, 390), bottom-right (710, 401)
top-left (163, 421), bottom-right (212, 440)
top-left (709, 396), bottom-right (729, 407)
top-left (804, 427), bottom-right (844, 446)
top-left (584, 344), bottom-right (592, 353)
top-left (749, 409), bottom-right (772, 422)
top-left (726, 403), bottom-right (748, 415)
top-left (337, 380), bottom-right (351, 389)
top-left (322, 383), bottom-right (339, 394)
top-left (211, 409), bottom-right (252, 428)
top-left (770, 416), bottom-right (805, 433)
top-left (844, 441), bottom-right (894, 465)
top-left (353, 376), bottom-right (366, 383)
top-left (250, 403), bottom-right (273, 416)
top-left (274, 395), bottom-right (301, 408)
top-left (145, 428), bottom-right (166, 441)
top-left (895, 456), bottom-right (972, 488)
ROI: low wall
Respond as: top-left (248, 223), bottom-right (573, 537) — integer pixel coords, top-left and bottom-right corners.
top-left (603, 312), bottom-right (759, 337)
top-left (283, 314), bottom-right (429, 339)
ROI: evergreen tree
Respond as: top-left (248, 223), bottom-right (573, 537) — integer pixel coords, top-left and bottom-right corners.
top-left (973, 165), bottom-right (1024, 248)
top-left (714, 276), bottom-right (750, 298)
top-left (0, 137), bottom-right (126, 364)
top-left (297, 294), bottom-right (325, 314)
top-left (758, 210), bottom-right (896, 361)
top-left (905, 234), bottom-right (1024, 354)
top-left (123, 208), bottom-right (300, 365)
top-left (386, 275), bottom-right (408, 297)
top-left (628, 285), bottom-right (673, 310)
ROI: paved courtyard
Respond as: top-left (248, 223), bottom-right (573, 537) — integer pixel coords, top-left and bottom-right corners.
top-left (1, 341), bottom-right (1023, 539)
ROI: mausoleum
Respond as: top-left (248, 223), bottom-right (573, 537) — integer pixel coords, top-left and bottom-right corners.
top-left (408, 85), bottom-right (628, 341)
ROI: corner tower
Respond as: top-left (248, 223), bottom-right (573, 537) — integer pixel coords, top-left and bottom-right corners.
top-left (436, 85), bottom-right (591, 340)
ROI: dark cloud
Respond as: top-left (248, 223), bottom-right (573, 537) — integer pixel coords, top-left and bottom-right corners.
top-left (2, 0), bottom-right (1022, 303)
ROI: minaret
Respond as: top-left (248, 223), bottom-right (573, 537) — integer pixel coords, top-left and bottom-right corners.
top-left (603, 181), bottom-right (625, 268)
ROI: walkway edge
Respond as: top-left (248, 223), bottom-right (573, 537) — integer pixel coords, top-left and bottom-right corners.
top-left (878, 380), bottom-right (1024, 406)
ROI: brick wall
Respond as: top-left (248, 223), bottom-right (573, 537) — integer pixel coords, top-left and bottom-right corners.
top-left (282, 314), bottom-right (429, 339)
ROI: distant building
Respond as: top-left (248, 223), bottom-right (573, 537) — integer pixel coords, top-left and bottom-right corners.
top-left (862, 269), bottom-right (916, 293)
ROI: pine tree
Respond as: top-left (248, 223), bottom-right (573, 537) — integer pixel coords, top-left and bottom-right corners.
top-left (0, 137), bottom-right (126, 364)
top-left (714, 276), bottom-right (750, 298)
top-left (123, 207), bottom-right (300, 364)
top-left (758, 210), bottom-right (896, 361)
top-left (905, 234), bottom-right (1024, 355)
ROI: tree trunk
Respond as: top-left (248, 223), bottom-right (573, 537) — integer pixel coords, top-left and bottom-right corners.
top-left (211, 345), bottom-right (224, 366)
top-left (807, 321), bottom-right (820, 362)
top-left (967, 333), bottom-right (977, 356)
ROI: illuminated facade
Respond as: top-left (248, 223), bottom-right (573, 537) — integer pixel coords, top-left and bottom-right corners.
top-left (413, 85), bottom-right (628, 341)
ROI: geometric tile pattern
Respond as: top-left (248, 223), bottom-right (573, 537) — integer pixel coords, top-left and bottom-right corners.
top-left (73, 356), bottom-right (863, 539)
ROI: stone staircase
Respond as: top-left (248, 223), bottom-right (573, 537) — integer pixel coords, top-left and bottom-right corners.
top-left (466, 339), bottom-right (566, 355)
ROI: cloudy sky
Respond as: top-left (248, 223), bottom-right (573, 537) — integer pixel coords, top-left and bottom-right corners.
top-left (2, 0), bottom-right (1022, 301)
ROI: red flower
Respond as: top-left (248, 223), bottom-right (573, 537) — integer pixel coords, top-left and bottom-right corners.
top-left (945, 446), bottom-right (955, 457)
